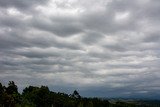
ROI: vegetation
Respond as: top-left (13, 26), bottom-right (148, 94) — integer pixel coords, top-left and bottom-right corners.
top-left (0, 81), bottom-right (160, 107)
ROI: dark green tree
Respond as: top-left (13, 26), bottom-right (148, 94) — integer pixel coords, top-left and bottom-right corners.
top-left (6, 81), bottom-right (18, 95)
top-left (22, 86), bottom-right (51, 107)
top-left (0, 83), bottom-right (4, 106)
top-left (0, 82), bottom-right (4, 94)
top-left (72, 90), bottom-right (81, 99)
top-left (0, 81), bottom-right (21, 107)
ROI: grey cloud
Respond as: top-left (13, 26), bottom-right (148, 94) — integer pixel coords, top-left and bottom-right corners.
top-left (0, 28), bottom-right (82, 51)
top-left (0, 31), bottom-right (30, 50)
top-left (31, 17), bottom-right (83, 37)
top-left (28, 36), bottom-right (82, 50)
top-left (79, 1), bottom-right (139, 34)
top-left (143, 32), bottom-right (160, 43)
top-left (81, 31), bottom-right (104, 44)
top-left (0, 16), bottom-right (24, 28)
top-left (141, 0), bottom-right (160, 20)
top-left (0, 0), bottom-right (49, 9)
top-left (0, 0), bottom-right (160, 99)
top-left (104, 44), bottom-right (127, 52)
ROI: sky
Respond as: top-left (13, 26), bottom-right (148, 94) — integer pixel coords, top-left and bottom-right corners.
top-left (0, 0), bottom-right (160, 99)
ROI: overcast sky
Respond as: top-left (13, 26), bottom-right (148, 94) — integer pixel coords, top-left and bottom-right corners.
top-left (0, 0), bottom-right (160, 99)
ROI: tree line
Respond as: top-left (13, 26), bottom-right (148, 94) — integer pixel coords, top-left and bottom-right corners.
top-left (0, 81), bottom-right (153, 107)
top-left (0, 81), bottom-right (110, 107)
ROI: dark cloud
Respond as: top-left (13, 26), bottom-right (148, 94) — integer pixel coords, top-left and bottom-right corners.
top-left (0, 0), bottom-right (49, 9)
top-left (81, 31), bottom-right (104, 44)
top-left (143, 32), bottom-right (160, 43)
top-left (0, 0), bottom-right (160, 99)
top-left (31, 17), bottom-right (83, 37)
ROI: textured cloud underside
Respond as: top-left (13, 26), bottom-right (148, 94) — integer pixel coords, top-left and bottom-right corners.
top-left (0, 0), bottom-right (160, 98)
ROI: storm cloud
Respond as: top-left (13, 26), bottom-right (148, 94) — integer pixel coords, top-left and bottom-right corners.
top-left (0, 0), bottom-right (160, 99)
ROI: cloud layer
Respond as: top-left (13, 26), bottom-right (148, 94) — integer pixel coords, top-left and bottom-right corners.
top-left (0, 0), bottom-right (160, 98)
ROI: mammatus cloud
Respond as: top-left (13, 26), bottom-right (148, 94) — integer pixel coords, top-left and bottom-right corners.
top-left (0, 0), bottom-right (160, 98)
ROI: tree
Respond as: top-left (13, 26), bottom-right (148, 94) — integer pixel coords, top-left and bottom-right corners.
top-left (0, 83), bottom-right (4, 106)
top-left (1, 81), bottom-right (113, 107)
top-left (72, 90), bottom-right (81, 99)
top-left (77, 102), bottom-right (83, 107)
top-left (35, 86), bottom-right (50, 107)
top-left (86, 101), bottom-right (93, 107)
top-left (6, 81), bottom-right (18, 95)
top-left (0, 81), bottom-right (21, 107)
top-left (22, 86), bottom-right (51, 107)
top-left (0, 82), bottom-right (4, 94)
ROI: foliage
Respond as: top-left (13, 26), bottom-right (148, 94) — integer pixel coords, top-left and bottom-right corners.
top-left (0, 81), bottom-right (160, 107)
top-left (0, 81), bottom-right (21, 107)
